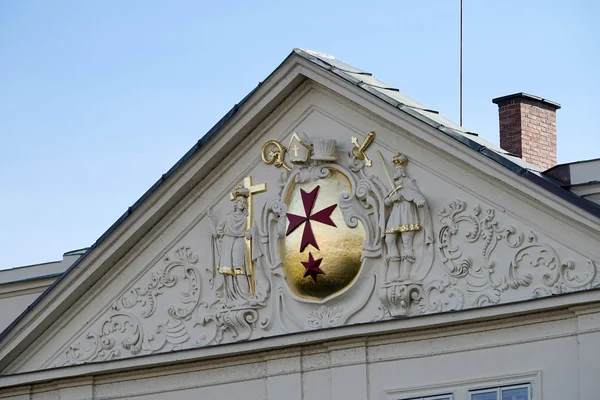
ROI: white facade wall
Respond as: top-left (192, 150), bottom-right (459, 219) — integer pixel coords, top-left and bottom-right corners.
top-left (0, 291), bottom-right (47, 334)
top-left (1, 305), bottom-right (599, 400)
top-left (0, 251), bottom-right (84, 333)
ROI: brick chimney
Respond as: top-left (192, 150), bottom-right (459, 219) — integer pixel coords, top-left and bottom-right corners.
top-left (492, 92), bottom-right (561, 171)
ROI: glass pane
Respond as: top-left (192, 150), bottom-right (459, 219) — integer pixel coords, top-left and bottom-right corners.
top-left (502, 387), bottom-right (529, 400)
top-left (472, 392), bottom-right (498, 400)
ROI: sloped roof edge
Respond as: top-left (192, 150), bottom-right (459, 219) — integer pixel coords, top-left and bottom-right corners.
top-left (292, 48), bottom-right (600, 220)
top-left (2, 48), bottom-right (599, 347)
top-left (0, 51), bottom-right (297, 343)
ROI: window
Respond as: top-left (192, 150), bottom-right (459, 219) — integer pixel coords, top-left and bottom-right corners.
top-left (470, 384), bottom-right (531, 400)
top-left (386, 372), bottom-right (538, 400)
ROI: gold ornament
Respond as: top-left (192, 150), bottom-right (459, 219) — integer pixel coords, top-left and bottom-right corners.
top-left (261, 140), bottom-right (292, 172)
top-left (288, 133), bottom-right (311, 164)
top-left (351, 131), bottom-right (376, 167)
top-left (281, 171), bottom-right (364, 300)
top-left (230, 176), bottom-right (267, 294)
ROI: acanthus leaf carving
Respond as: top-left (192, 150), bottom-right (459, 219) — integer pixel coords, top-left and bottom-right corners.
top-left (306, 306), bottom-right (344, 329)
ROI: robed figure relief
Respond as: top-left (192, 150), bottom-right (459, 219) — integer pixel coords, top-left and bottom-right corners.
top-left (209, 186), bottom-right (262, 306)
top-left (382, 153), bottom-right (434, 282)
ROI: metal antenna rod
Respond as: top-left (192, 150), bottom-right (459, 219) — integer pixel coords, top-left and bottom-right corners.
top-left (460, 0), bottom-right (463, 126)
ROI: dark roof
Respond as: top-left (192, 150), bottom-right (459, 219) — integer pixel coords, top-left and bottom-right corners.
top-left (295, 49), bottom-right (542, 173)
top-left (492, 92), bottom-right (561, 110)
top-left (2, 48), bottom-right (600, 344)
top-left (544, 157), bottom-right (600, 187)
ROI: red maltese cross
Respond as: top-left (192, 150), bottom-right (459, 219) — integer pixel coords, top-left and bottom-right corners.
top-left (285, 186), bottom-right (337, 252)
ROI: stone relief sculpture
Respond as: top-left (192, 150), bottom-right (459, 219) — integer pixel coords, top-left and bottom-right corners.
top-left (380, 153), bottom-right (434, 282)
top-left (46, 129), bottom-right (600, 369)
top-left (375, 151), bottom-right (435, 316)
top-left (200, 177), bottom-right (278, 345)
top-left (208, 186), bottom-right (257, 306)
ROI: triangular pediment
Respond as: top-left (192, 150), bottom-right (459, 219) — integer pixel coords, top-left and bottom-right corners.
top-left (2, 50), bottom-right (600, 376)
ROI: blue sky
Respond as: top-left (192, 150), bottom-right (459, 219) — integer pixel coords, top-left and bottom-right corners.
top-left (1, 0), bottom-right (598, 269)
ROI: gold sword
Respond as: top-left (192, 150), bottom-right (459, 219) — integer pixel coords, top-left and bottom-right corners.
top-left (351, 131), bottom-right (376, 166)
top-left (377, 150), bottom-right (402, 198)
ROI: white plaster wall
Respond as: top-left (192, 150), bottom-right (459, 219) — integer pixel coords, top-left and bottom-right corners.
top-left (0, 288), bottom-right (47, 333)
top-left (3, 308), bottom-right (599, 400)
top-left (0, 251), bottom-right (84, 333)
top-left (122, 379), bottom-right (268, 400)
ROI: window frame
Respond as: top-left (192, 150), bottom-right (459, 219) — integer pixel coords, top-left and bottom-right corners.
top-left (469, 383), bottom-right (532, 400)
top-left (384, 370), bottom-right (540, 400)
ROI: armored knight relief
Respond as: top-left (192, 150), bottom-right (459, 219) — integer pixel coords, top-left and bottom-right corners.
top-left (380, 152), bottom-right (434, 282)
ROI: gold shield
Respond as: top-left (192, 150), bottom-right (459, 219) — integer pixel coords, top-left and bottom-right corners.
top-left (280, 170), bottom-right (365, 301)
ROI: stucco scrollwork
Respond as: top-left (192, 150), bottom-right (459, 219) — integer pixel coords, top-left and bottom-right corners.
top-left (438, 200), bottom-right (524, 305)
top-left (199, 308), bottom-right (259, 345)
top-left (114, 247), bottom-right (201, 318)
top-left (437, 199), bottom-right (599, 307)
top-left (438, 200), bottom-right (524, 279)
top-left (515, 233), bottom-right (598, 297)
top-left (339, 177), bottom-right (385, 259)
top-left (379, 282), bottom-right (423, 316)
top-left (418, 275), bottom-right (465, 314)
top-left (48, 247), bottom-right (202, 368)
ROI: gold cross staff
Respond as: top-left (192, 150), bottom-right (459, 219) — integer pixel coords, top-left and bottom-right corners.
top-left (292, 144), bottom-right (300, 157)
top-left (231, 176), bottom-right (267, 294)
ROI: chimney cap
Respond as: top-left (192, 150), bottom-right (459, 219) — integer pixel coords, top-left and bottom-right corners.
top-left (492, 92), bottom-right (561, 110)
